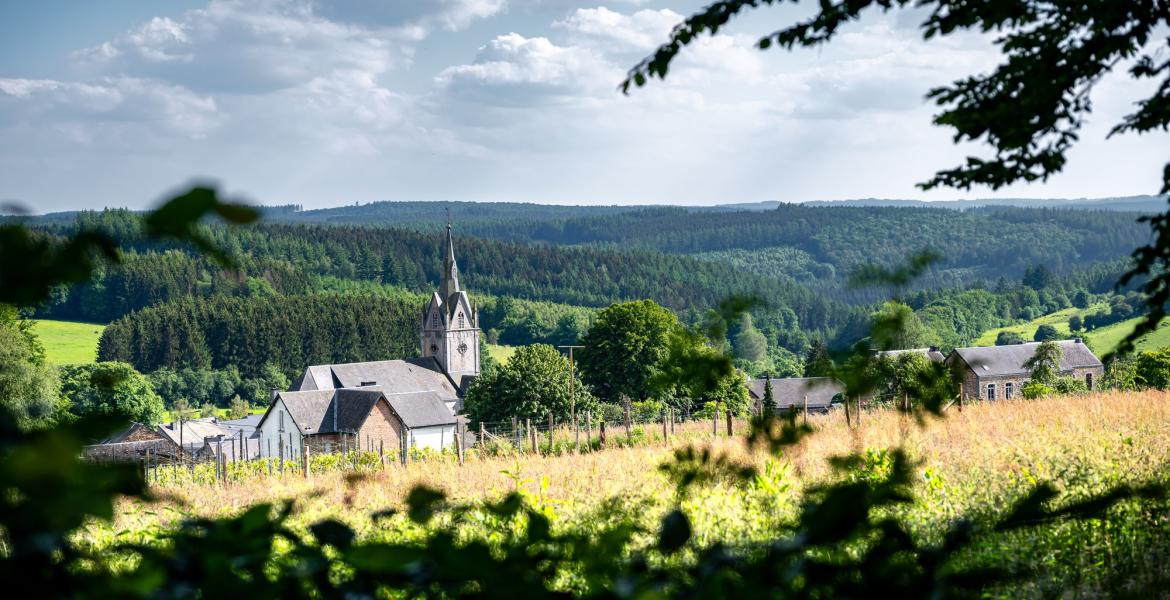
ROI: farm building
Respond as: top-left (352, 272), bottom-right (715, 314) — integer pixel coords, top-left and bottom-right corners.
top-left (256, 387), bottom-right (458, 459)
top-left (747, 376), bottom-right (845, 414)
top-left (946, 339), bottom-right (1104, 402)
top-left (84, 422), bottom-right (179, 461)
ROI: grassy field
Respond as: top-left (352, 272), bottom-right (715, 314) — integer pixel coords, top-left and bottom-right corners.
top-left (974, 304), bottom-right (1170, 355)
top-left (30, 319), bottom-right (105, 364)
top-left (486, 343), bottom-right (517, 364)
top-left (92, 392), bottom-right (1170, 596)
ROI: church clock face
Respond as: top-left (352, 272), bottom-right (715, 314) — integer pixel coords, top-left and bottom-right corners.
top-left (429, 343), bottom-right (438, 354)
top-left (458, 341), bottom-right (468, 355)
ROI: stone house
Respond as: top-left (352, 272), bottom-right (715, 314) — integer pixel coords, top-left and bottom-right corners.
top-left (946, 339), bottom-right (1104, 402)
top-left (747, 377), bottom-right (845, 414)
top-left (256, 387), bottom-right (457, 459)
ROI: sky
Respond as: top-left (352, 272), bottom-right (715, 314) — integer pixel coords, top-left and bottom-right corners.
top-left (1, 0), bottom-right (1166, 212)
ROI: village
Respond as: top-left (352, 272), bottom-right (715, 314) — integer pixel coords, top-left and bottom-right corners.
top-left (83, 222), bottom-right (1108, 479)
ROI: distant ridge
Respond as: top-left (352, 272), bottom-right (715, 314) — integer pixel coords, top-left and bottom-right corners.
top-left (794, 195), bottom-right (1167, 212)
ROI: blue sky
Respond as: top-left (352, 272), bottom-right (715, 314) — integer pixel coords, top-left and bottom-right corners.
top-left (1, 0), bottom-right (1166, 212)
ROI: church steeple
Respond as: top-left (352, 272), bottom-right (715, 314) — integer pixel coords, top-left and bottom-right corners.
top-left (422, 211), bottom-right (480, 390)
top-left (440, 215), bottom-right (460, 300)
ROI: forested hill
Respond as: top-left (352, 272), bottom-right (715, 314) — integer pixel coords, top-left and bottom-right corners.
top-left (35, 212), bottom-right (857, 340)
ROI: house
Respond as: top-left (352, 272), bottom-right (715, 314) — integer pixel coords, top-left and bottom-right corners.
top-left (946, 339), bottom-right (1104, 402)
top-left (83, 422), bottom-right (179, 461)
top-left (747, 377), bottom-right (845, 414)
top-left (256, 386), bottom-right (458, 459)
top-left (876, 347), bottom-right (946, 362)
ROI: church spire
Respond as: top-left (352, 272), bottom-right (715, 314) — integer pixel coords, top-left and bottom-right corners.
top-left (440, 211), bottom-right (460, 299)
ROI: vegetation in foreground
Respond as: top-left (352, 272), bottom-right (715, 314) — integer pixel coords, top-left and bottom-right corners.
top-left (93, 392), bottom-right (1170, 597)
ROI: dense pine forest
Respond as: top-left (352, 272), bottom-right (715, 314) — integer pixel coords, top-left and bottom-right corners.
top-left (16, 201), bottom-right (1155, 404)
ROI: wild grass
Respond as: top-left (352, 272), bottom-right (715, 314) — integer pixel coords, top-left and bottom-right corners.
top-left (90, 392), bottom-right (1170, 596)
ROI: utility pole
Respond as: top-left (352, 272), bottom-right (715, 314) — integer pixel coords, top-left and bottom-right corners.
top-left (558, 345), bottom-right (585, 432)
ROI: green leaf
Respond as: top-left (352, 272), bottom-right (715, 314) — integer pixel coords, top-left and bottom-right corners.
top-left (657, 509), bottom-right (691, 554)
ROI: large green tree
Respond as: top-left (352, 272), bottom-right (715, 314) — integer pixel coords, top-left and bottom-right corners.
top-left (1024, 340), bottom-right (1063, 384)
top-left (463, 344), bottom-right (595, 422)
top-left (0, 308), bottom-right (62, 430)
top-left (59, 362), bottom-right (165, 426)
top-left (579, 300), bottom-right (680, 403)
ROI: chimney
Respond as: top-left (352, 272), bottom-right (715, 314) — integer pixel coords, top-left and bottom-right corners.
top-left (270, 388), bottom-right (279, 403)
top-left (929, 346), bottom-right (939, 352)
top-left (360, 381), bottom-right (376, 387)
top-left (1074, 337), bottom-right (1083, 344)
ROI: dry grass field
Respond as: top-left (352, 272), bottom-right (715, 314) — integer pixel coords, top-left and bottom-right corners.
top-left (98, 392), bottom-right (1170, 547)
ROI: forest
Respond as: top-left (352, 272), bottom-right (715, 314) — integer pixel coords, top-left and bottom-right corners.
top-left (18, 202), bottom-right (1153, 392)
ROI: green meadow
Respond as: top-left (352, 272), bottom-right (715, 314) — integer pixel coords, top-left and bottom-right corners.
top-left (30, 319), bottom-right (105, 365)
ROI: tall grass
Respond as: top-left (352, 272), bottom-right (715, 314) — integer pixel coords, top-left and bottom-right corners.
top-left (90, 391), bottom-right (1170, 595)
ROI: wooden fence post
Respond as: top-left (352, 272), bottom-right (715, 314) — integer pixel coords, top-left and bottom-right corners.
top-left (726, 405), bottom-right (733, 437)
top-left (845, 394), bottom-right (852, 428)
top-left (662, 409), bottom-right (668, 444)
top-left (624, 404), bottom-right (632, 444)
top-left (574, 412), bottom-right (580, 452)
top-left (586, 411), bottom-right (593, 451)
top-left (455, 424), bottom-right (465, 466)
top-left (303, 440), bottom-right (310, 478)
top-left (548, 413), bottom-right (554, 453)
top-left (803, 395), bottom-right (809, 425)
top-left (712, 404), bottom-right (719, 437)
top-left (599, 420), bottom-right (607, 447)
top-left (380, 440), bottom-right (386, 471)
top-left (512, 417), bottom-right (519, 451)
top-left (480, 421), bottom-right (486, 451)
top-left (527, 419), bottom-right (535, 454)
top-left (670, 408), bottom-right (676, 435)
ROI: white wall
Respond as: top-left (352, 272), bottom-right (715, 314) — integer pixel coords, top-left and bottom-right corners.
top-left (256, 399), bottom-right (304, 461)
top-left (409, 424), bottom-right (456, 451)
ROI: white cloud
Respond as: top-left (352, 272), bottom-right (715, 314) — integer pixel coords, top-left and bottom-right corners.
top-left (553, 7), bottom-right (680, 50)
top-left (436, 33), bottom-right (619, 103)
top-left (73, 0), bottom-right (404, 94)
top-left (0, 77), bottom-right (220, 139)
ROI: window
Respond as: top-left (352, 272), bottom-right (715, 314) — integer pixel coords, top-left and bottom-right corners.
top-left (986, 383), bottom-right (996, 401)
top-left (1004, 382), bottom-right (1014, 399)
top-left (458, 312), bottom-right (465, 328)
top-left (279, 411), bottom-right (285, 432)
top-left (1086, 373), bottom-right (1093, 390)
top-left (430, 312), bottom-right (439, 328)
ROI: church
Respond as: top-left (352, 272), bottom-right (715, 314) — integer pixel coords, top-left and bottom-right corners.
top-left (254, 221), bottom-right (480, 456)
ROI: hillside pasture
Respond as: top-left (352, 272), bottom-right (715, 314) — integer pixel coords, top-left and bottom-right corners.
top-left (30, 319), bottom-right (104, 364)
top-left (973, 304), bottom-right (1170, 355)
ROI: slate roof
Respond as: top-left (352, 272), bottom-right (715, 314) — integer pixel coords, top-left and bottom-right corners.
top-left (273, 389), bottom-right (335, 434)
top-left (877, 347), bottom-right (946, 362)
top-left (747, 377), bottom-right (845, 409)
top-left (291, 357), bottom-right (461, 400)
top-left (382, 391), bottom-right (458, 428)
top-left (951, 340), bottom-right (1103, 378)
top-left (157, 418), bottom-right (233, 452)
top-left (220, 414), bottom-right (263, 438)
top-left (267, 386), bottom-right (456, 435)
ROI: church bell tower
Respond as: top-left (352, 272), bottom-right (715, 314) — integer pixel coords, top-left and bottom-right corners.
top-left (421, 217), bottom-right (480, 388)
